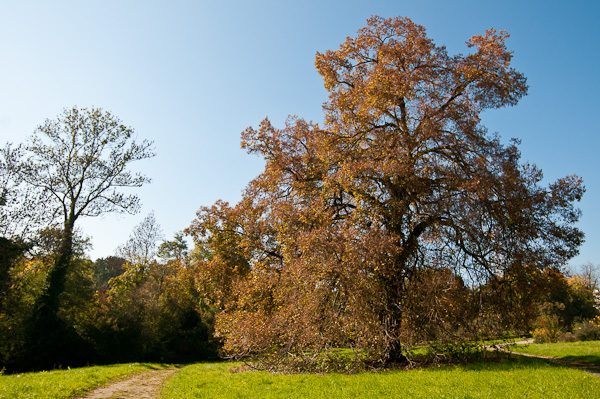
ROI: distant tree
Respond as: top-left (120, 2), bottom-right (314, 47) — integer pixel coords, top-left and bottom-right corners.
top-left (158, 232), bottom-right (189, 263)
top-left (188, 16), bottom-right (584, 368)
top-left (94, 222), bottom-right (218, 363)
top-left (9, 106), bottom-right (154, 369)
top-left (186, 200), bottom-right (251, 309)
top-left (116, 211), bottom-right (164, 274)
top-left (91, 256), bottom-right (127, 290)
top-left (578, 262), bottom-right (599, 290)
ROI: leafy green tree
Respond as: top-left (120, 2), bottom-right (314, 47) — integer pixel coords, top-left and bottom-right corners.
top-left (8, 106), bottom-right (154, 369)
top-left (0, 255), bottom-right (47, 369)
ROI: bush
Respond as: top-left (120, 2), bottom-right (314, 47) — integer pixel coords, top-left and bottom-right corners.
top-left (573, 316), bottom-right (600, 341)
top-left (532, 326), bottom-right (560, 343)
top-left (557, 331), bottom-right (577, 342)
top-left (531, 304), bottom-right (564, 343)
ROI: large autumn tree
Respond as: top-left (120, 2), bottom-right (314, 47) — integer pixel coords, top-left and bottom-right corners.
top-left (188, 16), bottom-right (584, 367)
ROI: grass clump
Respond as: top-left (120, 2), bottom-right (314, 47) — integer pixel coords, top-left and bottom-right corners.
top-left (0, 363), bottom-right (170, 399)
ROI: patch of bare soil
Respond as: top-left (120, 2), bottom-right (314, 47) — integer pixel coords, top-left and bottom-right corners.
top-left (74, 368), bottom-right (178, 399)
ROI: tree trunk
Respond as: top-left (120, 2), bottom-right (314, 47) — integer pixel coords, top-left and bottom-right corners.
top-left (379, 238), bottom-right (415, 364)
top-left (22, 220), bottom-right (86, 370)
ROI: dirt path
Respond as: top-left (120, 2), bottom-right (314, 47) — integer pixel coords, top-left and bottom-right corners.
top-left (488, 339), bottom-right (600, 377)
top-left (74, 368), bottom-right (178, 399)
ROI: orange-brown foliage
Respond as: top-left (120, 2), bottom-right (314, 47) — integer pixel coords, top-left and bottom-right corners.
top-left (187, 16), bottom-right (584, 368)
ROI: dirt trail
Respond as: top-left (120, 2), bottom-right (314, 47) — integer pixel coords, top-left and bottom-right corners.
top-left (74, 368), bottom-right (178, 399)
top-left (489, 339), bottom-right (600, 377)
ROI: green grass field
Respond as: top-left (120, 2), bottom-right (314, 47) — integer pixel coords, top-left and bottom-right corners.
top-left (2, 342), bottom-right (600, 399)
top-left (0, 363), bottom-right (170, 399)
top-left (509, 340), bottom-right (600, 366)
top-left (162, 357), bottom-right (600, 399)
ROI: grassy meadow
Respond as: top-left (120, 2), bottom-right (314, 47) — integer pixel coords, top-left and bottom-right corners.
top-left (0, 363), bottom-right (171, 399)
top-left (162, 357), bottom-right (599, 399)
top-left (2, 342), bottom-right (600, 398)
top-left (510, 340), bottom-right (600, 367)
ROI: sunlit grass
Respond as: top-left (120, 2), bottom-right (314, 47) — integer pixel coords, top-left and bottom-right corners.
top-left (0, 363), bottom-right (171, 399)
top-left (162, 357), bottom-right (600, 399)
top-left (510, 340), bottom-right (600, 366)
top-left (5, 342), bottom-right (599, 399)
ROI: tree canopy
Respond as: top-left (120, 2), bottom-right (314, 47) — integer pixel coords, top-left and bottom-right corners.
top-left (117, 211), bottom-right (165, 267)
top-left (23, 107), bottom-right (154, 226)
top-left (187, 16), bottom-right (585, 368)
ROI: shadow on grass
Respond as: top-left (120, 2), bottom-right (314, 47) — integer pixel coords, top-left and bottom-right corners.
top-left (425, 353), bottom-right (581, 374)
top-left (132, 363), bottom-right (190, 370)
top-left (560, 355), bottom-right (600, 367)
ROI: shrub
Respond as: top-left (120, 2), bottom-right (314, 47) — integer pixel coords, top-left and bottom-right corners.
top-left (532, 326), bottom-right (560, 343)
top-left (573, 316), bottom-right (600, 341)
top-left (531, 303), bottom-right (564, 343)
top-left (557, 331), bottom-right (577, 342)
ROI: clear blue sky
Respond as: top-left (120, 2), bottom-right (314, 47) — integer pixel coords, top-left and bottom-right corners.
top-left (1, 1), bottom-right (598, 270)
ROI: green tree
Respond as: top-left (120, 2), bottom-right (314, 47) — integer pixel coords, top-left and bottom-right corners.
top-left (10, 106), bottom-right (154, 369)
top-left (0, 255), bottom-right (49, 369)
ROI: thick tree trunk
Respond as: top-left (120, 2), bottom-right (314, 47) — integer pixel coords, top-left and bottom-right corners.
top-left (380, 288), bottom-right (408, 364)
top-left (378, 235), bottom-right (417, 364)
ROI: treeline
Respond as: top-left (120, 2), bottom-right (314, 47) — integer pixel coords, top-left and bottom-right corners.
top-left (0, 107), bottom-right (218, 372)
top-left (0, 219), bottom-right (219, 372)
top-left (0, 212), bottom-right (597, 372)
